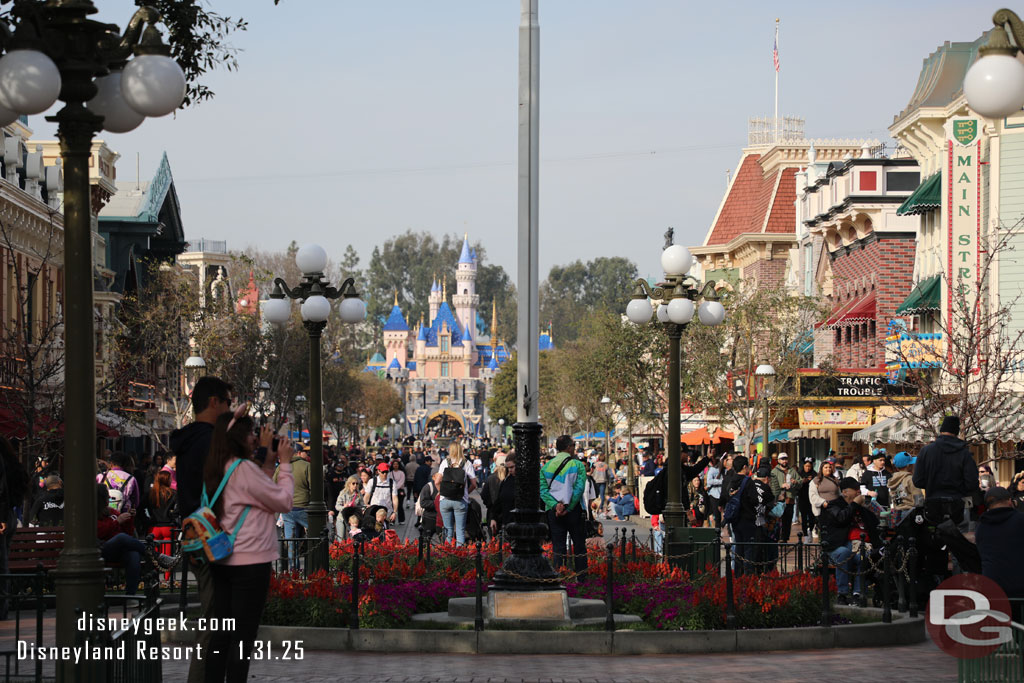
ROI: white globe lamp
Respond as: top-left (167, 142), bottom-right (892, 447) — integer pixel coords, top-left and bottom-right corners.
top-left (660, 244), bottom-right (693, 277)
top-left (0, 49), bottom-right (61, 114)
top-left (697, 300), bottom-right (726, 326)
top-left (120, 54), bottom-right (186, 117)
top-left (87, 72), bottom-right (145, 133)
top-left (667, 298), bottom-right (695, 324)
top-left (295, 243), bottom-right (328, 275)
top-left (656, 303), bottom-right (670, 323)
top-left (626, 298), bottom-right (653, 324)
top-left (300, 295), bottom-right (331, 323)
top-left (964, 52), bottom-right (1024, 119)
top-left (339, 296), bottom-right (366, 323)
top-left (263, 297), bottom-right (292, 325)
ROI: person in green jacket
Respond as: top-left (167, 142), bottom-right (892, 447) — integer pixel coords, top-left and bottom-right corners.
top-left (275, 449), bottom-right (311, 570)
top-left (540, 435), bottom-right (588, 577)
top-left (769, 453), bottom-right (800, 543)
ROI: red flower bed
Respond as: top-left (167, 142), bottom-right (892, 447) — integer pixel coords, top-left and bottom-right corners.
top-left (264, 539), bottom-right (831, 630)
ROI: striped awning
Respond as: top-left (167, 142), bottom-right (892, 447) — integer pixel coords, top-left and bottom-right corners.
top-left (896, 173), bottom-right (941, 216)
top-left (853, 395), bottom-right (1024, 444)
top-left (851, 413), bottom-right (931, 444)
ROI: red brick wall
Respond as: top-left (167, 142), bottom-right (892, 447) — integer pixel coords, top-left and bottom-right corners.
top-left (741, 258), bottom-right (788, 290)
top-left (828, 237), bottom-right (915, 369)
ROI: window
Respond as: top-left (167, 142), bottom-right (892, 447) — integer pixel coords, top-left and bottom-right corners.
top-left (441, 362), bottom-right (449, 377)
top-left (441, 335), bottom-right (449, 353)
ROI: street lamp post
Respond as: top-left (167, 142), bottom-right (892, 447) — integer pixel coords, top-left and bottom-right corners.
top-left (390, 416), bottom-right (397, 442)
top-left (625, 245), bottom-right (726, 540)
top-left (755, 363), bottom-right (776, 468)
top-left (294, 394), bottom-right (307, 443)
top-left (358, 413), bottom-right (366, 446)
top-left (335, 407), bottom-right (344, 444)
top-left (263, 244), bottom-right (366, 566)
top-left (0, 4), bottom-right (188, 672)
top-left (600, 396), bottom-right (613, 458)
top-left (498, 418), bottom-right (505, 445)
top-left (964, 10), bottom-right (1024, 119)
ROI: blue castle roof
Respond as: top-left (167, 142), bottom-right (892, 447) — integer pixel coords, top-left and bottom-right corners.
top-left (383, 304), bottom-right (408, 331)
top-left (425, 302), bottom-right (462, 347)
top-left (417, 324), bottom-right (427, 341)
top-left (458, 236), bottom-right (473, 264)
top-left (539, 332), bottom-right (554, 351)
top-left (387, 357), bottom-right (401, 370)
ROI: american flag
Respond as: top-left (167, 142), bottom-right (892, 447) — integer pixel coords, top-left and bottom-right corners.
top-left (773, 27), bottom-right (779, 72)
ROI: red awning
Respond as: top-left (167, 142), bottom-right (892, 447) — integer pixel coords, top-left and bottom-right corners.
top-left (817, 292), bottom-right (876, 328)
top-left (681, 427), bottom-right (712, 446)
top-left (712, 428), bottom-right (734, 442)
top-left (0, 407), bottom-right (119, 440)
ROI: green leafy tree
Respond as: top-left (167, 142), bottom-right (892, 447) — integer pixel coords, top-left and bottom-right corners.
top-left (540, 256), bottom-right (638, 344)
top-left (364, 230), bottom-right (515, 345)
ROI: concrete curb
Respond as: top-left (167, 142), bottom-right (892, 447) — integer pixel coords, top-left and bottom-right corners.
top-left (164, 615), bottom-right (927, 654)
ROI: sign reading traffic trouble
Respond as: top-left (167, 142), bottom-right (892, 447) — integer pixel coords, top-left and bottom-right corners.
top-left (798, 373), bottom-right (915, 398)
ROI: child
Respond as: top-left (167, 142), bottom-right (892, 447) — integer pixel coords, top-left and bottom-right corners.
top-left (651, 514), bottom-right (664, 554)
top-left (609, 485), bottom-right (637, 521)
top-left (348, 514), bottom-right (365, 542)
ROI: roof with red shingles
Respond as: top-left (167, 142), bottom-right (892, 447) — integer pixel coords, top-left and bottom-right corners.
top-left (704, 152), bottom-right (798, 247)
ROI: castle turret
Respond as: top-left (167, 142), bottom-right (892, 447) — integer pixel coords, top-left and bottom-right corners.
top-left (452, 234), bottom-right (479, 344)
top-left (383, 290), bottom-right (410, 370)
top-left (428, 274), bottom-right (441, 321)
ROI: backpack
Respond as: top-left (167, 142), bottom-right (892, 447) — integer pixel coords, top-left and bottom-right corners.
top-left (440, 458), bottom-right (467, 499)
top-left (643, 469), bottom-right (667, 515)
top-left (180, 459), bottom-right (252, 565)
top-left (101, 470), bottom-right (135, 511)
top-left (722, 476), bottom-right (750, 526)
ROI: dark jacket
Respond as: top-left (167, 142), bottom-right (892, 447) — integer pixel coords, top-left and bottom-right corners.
top-left (325, 469), bottom-right (348, 510)
top-left (413, 464), bottom-right (432, 496)
top-left (860, 467), bottom-right (891, 507)
top-left (169, 421), bottom-right (214, 517)
top-left (647, 456), bottom-right (710, 513)
top-left (912, 434), bottom-right (979, 500)
top-left (481, 472), bottom-right (503, 508)
top-left (727, 474), bottom-right (758, 526)
top-left (417, 481), bottom-right (439, 533)
top-left (976, 506), bottom-right (1024, 598)
top-left (28, 489), bottom-right (64, 526)
top-left (488, 474), bottom-right (517, 530)
top-left (142, 490), bottom-right (178, 528)
top-left (818, 496), bottom-right (879, 551)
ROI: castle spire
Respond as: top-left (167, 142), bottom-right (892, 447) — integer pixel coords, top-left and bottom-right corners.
top-left (393, 288), bottom-right (398, 306)
top-left (490, 300), bottom-right (498, 342)
top-left (442, 275), bottom-right (447, 300)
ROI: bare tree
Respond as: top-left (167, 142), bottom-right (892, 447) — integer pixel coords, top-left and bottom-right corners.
top-left (882, 217), bottom-right (1024, 458)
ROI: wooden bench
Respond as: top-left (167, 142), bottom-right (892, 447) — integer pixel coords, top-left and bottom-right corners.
top-left (9, 526), bottom-right (63, 572)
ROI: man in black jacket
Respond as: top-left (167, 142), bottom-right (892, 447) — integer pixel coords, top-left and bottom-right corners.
top-left (912, 415), bottom-right (979, 525)
top-left (819, 477), bottom-right (879, 604)
top-left (168, 376), bottom-right (232, 683)
top-left (976, 487), bottom-right (1024, 600)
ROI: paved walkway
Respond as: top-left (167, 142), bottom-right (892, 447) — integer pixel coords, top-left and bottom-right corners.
top-left (161, 641), bottom-right (954, 682)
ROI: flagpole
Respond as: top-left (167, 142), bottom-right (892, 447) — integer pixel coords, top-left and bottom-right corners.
top-left (774, 18), bottom-right (779, 143)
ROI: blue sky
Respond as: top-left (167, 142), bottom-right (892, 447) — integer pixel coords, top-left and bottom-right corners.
top-left (34, 1), bottom-right (996, 281)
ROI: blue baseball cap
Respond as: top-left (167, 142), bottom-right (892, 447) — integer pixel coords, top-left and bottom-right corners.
top-left (871, 447), bottom-right (887, 457)
top-left (893, 452), bottom-right (917, 468)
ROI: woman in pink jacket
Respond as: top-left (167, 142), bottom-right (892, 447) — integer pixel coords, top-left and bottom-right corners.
top-left (203, 409), bottom-right (294, 683)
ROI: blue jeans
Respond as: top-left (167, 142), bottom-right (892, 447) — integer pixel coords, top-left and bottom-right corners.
top-left (652, 528), bottom-right (665, 554)
top-left (439, 498), bottom-right (468, 546)
top-left (611, 501), bottom-right (635, 520)
top-left (829, 543), bottom-right (863, 596)
top-left (100, 533), bottom-right (145, 595)
top-left (282, 508), bottom-right (308, 570)
top-left (595, 482), bottom-right (607, 507)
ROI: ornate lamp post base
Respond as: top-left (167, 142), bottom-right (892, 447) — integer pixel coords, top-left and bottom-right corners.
top-left (491, 421), bottom-right (559, 589)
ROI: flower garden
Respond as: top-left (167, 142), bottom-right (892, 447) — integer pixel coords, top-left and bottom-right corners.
top-left (262, 538), bottom-right (836, 631)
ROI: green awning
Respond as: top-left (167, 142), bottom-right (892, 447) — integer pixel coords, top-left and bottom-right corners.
top-left (896, 173), bottom-right (941, 216)
top-left (896, 275), bottom-right (941, 314)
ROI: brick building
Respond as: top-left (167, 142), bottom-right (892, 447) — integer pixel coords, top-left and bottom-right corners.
top-left (692, 124), bottom-right (875, 294)
top-left (797, 150), bottom-right (921, 369)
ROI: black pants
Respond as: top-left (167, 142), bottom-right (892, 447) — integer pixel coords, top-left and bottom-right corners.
top-left (547, 506), bottom-right (587, 578)
top-left (778, 502), bottom-right (795, 543)
top-left (206, 562), bottom-right (272, 683)
top-left (799, 502), bottom-right (815, 538)
top-left (707, 495), bottom-right (722, 528)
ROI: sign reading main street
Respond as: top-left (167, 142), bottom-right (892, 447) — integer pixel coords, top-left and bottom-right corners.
top-left (946, 117), bottom-right (981, 336)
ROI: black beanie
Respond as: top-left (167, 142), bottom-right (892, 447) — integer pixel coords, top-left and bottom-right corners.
top-left (839, 477), bottom-right (860, 491)
top-left (940, 415), bottom-right (961, 435)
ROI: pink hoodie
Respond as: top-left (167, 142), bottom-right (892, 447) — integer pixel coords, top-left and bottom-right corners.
top-left (217, 458), bottom-right (293, 566)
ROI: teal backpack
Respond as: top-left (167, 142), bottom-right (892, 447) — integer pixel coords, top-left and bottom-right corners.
top-left (181, 459), bottom-right (252, 564)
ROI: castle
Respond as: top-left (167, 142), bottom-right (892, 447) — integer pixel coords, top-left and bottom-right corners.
top-left (367, 234), bottom-right (553, 437)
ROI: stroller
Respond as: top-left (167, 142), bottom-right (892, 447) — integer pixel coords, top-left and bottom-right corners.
top-left (339, 504), bottom-right (399, 544)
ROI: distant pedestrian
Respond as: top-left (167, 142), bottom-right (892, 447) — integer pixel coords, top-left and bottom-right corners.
top-left (913, 415), bottom-right (979, 525)
top-left (540, 436), bottom-right (588, 578)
